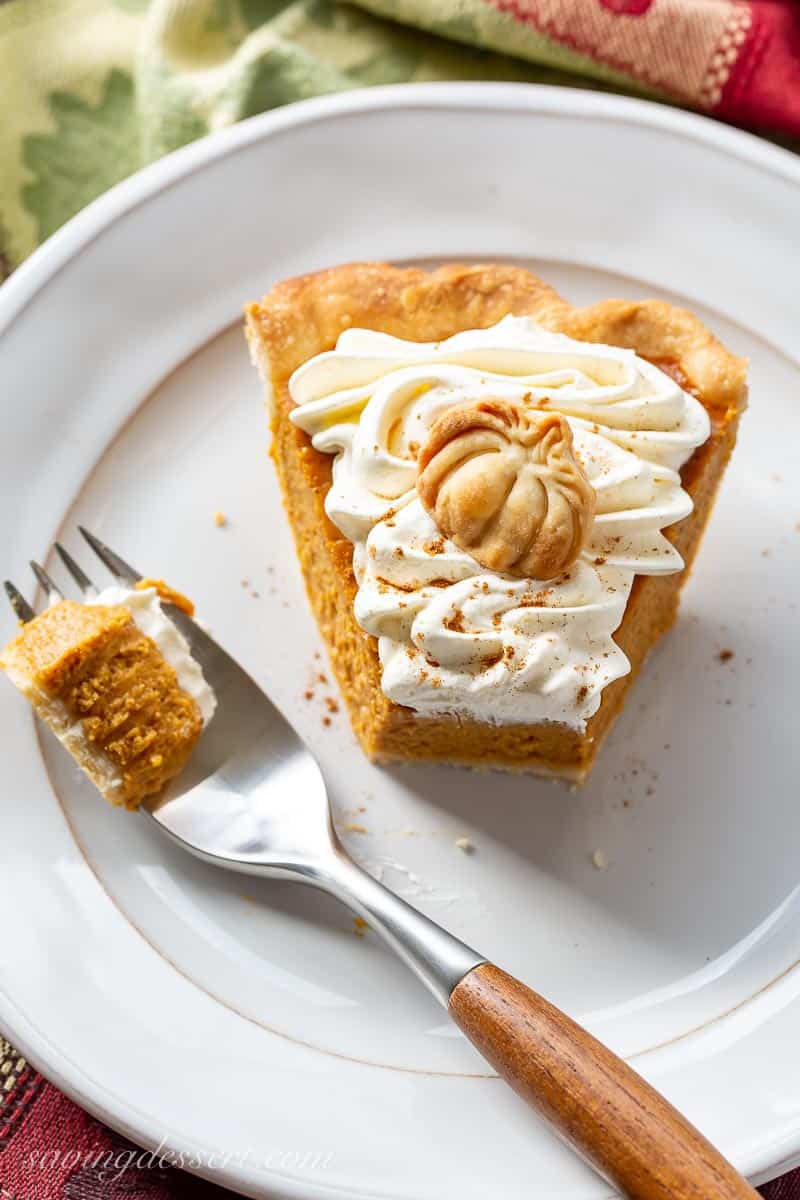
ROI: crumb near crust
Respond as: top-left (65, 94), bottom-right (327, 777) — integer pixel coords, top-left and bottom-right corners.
top-left (135, 578), bottom-right (195, 616)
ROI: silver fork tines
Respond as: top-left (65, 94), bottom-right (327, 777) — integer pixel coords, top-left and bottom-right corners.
top-left (4, 580), bottom-right (35, 624)
top-left (3, 528), bottom-right (141, 627)
top-left (78, 527), bottom-right (139, 585)
top-left (30, 560), bottom-right (64, 603)
top-left (55, 542), bottom-right (98, 598)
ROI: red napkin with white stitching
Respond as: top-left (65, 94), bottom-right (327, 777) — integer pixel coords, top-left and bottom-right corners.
top-left (354, 0), bottom-right (800, 137)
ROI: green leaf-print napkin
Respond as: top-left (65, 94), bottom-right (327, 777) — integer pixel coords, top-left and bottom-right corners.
top-left (0, 0), bottom-right (648, 276)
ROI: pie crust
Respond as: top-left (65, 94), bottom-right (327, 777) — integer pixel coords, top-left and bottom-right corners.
top-left (417, 399), bottom-right (595, 581)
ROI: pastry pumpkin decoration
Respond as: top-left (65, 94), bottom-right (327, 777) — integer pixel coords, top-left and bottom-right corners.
top-left (416, 399), bottom-right (595, 581)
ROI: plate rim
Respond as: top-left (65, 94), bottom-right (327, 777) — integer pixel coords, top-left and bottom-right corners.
top-left (2, 82), bottom-right (800, 1197)
top-left (2, 81), bottom-right (799, 338)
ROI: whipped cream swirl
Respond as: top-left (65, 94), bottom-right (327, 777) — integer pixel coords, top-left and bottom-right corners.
top-left (290, 317), bottom-right (710, 729)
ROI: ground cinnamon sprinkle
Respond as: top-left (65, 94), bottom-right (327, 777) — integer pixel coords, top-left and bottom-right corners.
top-left (577, 685), bottom-right (589, 702)
top-left (717, 648), bottom-right (734, 663)
top-left (325, 697), bottom-right (339, 714)
top-left (444, 609), bottom-right (466, 633)
top-left (518, 588), bottom-right (552, 607)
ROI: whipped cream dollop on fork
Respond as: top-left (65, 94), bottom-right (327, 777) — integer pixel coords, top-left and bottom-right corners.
top-left (290, 317), bottom-right (710, 729)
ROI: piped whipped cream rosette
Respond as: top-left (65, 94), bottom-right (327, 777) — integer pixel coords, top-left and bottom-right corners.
top-left (290, 316), bottom-right (710, 730)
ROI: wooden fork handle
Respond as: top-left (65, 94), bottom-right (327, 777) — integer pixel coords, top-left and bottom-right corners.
top-left (449, 963), bottom-right (758, 1200)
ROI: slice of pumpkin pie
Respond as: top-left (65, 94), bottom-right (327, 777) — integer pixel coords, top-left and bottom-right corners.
top-left (245, 263), bottom-right (746, 783)
top-left (1, 583), bottom-right (215, 807)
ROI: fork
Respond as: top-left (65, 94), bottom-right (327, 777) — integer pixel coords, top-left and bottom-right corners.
top-left (5, 530), bottom-right (758, 1200)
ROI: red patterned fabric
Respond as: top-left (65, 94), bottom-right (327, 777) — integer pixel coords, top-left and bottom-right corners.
top-left (0, 1063), bottom-right (796, 1198)
top-left (485, 0), bottom-right (800, 136)
top-left (0, 1072), bottom-right (228, 1199)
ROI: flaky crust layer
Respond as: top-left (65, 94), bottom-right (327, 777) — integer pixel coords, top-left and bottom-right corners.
top-left (246, 261), bottom-right (747, 417)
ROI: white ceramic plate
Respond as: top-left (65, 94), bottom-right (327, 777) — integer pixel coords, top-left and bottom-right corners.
top-left (1, 85), bottom-right (799, 1199)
